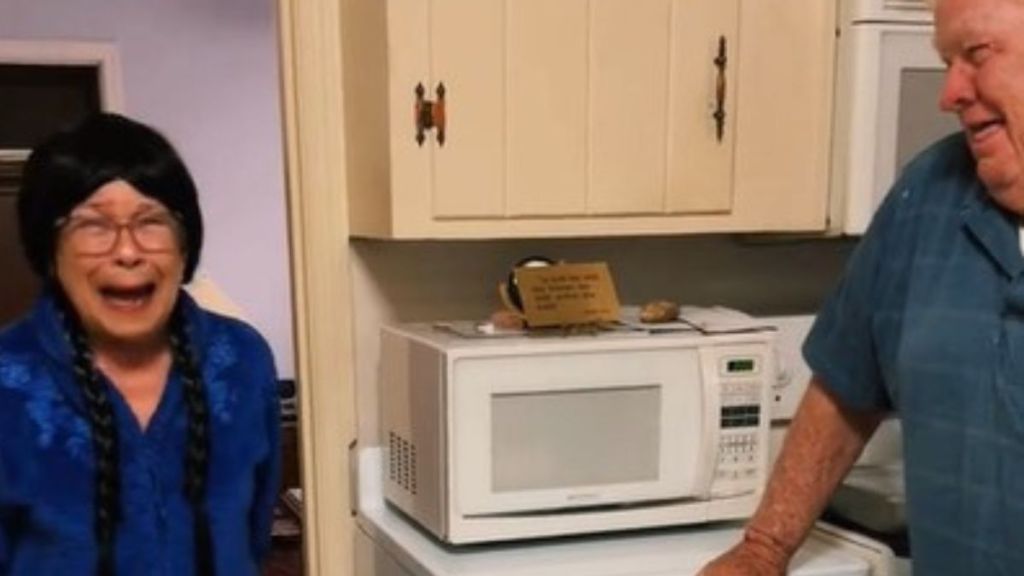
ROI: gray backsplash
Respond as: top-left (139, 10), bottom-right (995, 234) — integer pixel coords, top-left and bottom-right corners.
top-left (351, 233), bottom-right (858, 322)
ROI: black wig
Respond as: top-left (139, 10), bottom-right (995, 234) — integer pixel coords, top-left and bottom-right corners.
top-left (17, 112), bottom-right (203, 282)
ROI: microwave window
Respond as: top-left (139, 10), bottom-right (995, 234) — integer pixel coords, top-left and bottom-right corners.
top-left (491, 385), bottom-right (660, 492)
top-left (897, 68), bottom-right (961, 171)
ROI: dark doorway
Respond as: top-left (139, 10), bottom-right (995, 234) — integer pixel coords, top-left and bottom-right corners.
top-left (0, 64), bottom-right (101, 148)
top-left (0, 156), bottom-right (38, 326)
top-left (0, 63), bottom-right (102, 325)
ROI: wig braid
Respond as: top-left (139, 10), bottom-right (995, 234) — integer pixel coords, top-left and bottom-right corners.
top-left (56, 297), bottom-right (120, 576)
top-left (168, 304), bottom-right (215, 576)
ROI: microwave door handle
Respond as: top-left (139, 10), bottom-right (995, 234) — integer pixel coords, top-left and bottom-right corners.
top-left (702, 385), bottom-right (721, 499)
top-left (698, 349), bottom-right (722, 498)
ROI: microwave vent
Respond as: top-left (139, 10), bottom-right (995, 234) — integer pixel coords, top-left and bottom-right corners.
top-left (388, 431), bottom-right (418, 495)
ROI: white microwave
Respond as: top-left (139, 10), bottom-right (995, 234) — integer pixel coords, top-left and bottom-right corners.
top-left (379, 323), bottom-right (775, 544)
top-left (831, 0), bottom-right (961, 234)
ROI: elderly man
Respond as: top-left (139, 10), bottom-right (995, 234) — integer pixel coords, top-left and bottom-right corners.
top-left (701, 0), bottom-right (1024, 573)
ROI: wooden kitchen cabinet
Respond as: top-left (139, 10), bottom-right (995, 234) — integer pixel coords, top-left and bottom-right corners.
top-left (341, 0), bottom-right (834, 238)
top-left (732, 0), bottom-right (837, 232)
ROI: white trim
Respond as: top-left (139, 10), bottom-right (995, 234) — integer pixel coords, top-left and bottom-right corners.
top-left (0, 150), bottom-right (30, 162)
top-left (279, 0), bottom-right (357, 572)
top-left (0, 40), bottom-right (124, 112)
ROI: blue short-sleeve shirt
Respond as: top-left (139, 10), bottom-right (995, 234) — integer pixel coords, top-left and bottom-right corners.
top-left (0, 290), bottom-right (282, 575)
top-left (805, 133), bottom-right (1024, 574)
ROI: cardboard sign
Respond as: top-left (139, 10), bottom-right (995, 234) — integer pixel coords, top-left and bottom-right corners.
top-left (514, 262), bottom-right (621, 327)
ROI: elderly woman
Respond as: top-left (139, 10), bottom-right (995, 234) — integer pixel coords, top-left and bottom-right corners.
top-left (0, 113), bottom-right (281, 575)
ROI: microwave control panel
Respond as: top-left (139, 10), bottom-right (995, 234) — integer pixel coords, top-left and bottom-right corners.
top-left (712, 353), bottom-right (767, 497)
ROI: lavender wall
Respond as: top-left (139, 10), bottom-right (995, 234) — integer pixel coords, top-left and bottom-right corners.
top-left (1, 0), bottom-right (294, 377)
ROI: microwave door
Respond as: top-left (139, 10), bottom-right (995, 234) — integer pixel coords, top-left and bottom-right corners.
top-left (451, 347), bottom-right (706, 517)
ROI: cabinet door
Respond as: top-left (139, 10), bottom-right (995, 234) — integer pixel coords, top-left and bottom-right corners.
top-left (731, 0), bottom-right (836, 230)
top-left (431, 0), bottom-right (591, 219)
top-left (505, 0), bottom-right (588, 217)
top-left (586, 1), bottom-right (672, 215)
top-left (665, 0), bottom-right (737, 214)
top-left (431, 0), bottom-right (506, 218)
top-left (588, 0), bottom-right (737, 216)
top-left (427, 0), bottom-right (737, 220)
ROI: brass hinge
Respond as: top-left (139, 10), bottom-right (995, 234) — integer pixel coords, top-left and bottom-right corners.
top-left (414, 82), bottom-right (446, 147)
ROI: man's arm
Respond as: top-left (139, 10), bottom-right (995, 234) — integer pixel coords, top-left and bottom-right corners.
top-left (700, 377), bottom-right (886, 575)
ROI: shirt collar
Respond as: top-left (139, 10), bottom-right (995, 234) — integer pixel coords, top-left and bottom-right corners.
top-left (960, 181), bottom-right (1024, 280)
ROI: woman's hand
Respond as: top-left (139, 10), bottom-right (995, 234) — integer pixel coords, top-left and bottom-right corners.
top-left (698, 541), bottom-right (787, 576)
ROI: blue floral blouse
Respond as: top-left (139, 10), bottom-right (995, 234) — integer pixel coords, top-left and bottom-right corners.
top-left (0, 291), bottom-right (281, 575)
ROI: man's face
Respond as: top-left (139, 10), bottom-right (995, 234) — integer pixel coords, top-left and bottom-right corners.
top-left (934, 0), bottom-right (1024, 214)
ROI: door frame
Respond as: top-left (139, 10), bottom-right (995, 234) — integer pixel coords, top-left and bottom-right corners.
top-left (0, 40), bottom-right (124, 112)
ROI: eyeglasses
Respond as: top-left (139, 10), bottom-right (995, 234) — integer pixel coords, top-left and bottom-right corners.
top-left (58, 211), bottom-right (182, 256)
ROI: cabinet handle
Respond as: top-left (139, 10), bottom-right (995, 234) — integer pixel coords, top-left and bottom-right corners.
top-left (414, 82), bottom-right (447, 147)
top-left (713, 36), bottom-right (727, 143)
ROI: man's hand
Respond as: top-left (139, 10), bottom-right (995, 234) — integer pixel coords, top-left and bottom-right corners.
top-left (698, 379), bottom-right (885, 576)
top-left (698, 530), bottom-right (788, 576)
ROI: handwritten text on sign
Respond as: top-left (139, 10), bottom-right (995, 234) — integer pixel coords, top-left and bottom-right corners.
top-left (515, 262), bottom-right (620, 327)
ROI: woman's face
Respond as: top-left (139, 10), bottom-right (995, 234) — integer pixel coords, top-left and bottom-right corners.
top-left (55, 180), bottom-right (186, 349)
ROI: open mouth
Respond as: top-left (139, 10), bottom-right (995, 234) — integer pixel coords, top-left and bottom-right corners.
top-left (966, 118), bottom-right (1004, 141)
top-left (99, 283), bottom-right (157, 309)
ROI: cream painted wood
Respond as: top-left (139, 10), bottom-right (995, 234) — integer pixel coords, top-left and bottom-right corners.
top-left (431, 0), bottom-right (505, 218)
top-left (506, 0), bottom-right (589, 217)
top-left (339, 0), bottom-right (396, 236)
top-left (587, 1), bottom-right (671, 215)
top-left (666, 0), bottom-right (738, 214)
top-left (279, 0), bottom-right (356, 575)
top-left (342, 0), bottom-right (834, 238)
top-left (386, 0), bottom-right (433, 235)
top-left (729, 0), bottom-right (836, 231)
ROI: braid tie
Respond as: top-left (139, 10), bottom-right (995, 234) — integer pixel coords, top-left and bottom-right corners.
top-left (169, 306), bottom-right (215, 576)
top-left (57, 299), bottom-right (120, 576)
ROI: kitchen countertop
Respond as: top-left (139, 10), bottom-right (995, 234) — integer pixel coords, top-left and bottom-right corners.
top-left (355, 448), bottom-right (883, 576)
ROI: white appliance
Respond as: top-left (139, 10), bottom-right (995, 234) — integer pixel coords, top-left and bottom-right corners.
top-left (379, 323), bottom-right (775, 544)
top-left (831, 0), bottom-right (961, 234)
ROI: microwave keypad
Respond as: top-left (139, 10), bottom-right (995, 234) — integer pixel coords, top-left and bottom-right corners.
top-left (715, 432), bottom-right (760, 482)
top-left (720, 380), bottom-right (762, 429)
top-left (715, 374), bottom-right (763, 490)
top-left (720, 405), bottom-right (761, 428)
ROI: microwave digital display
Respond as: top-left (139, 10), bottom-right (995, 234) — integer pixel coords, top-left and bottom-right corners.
top-left (491, 385), bottom-right (661, 492)
top-left (725, 358), bottom-right (756, 373)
